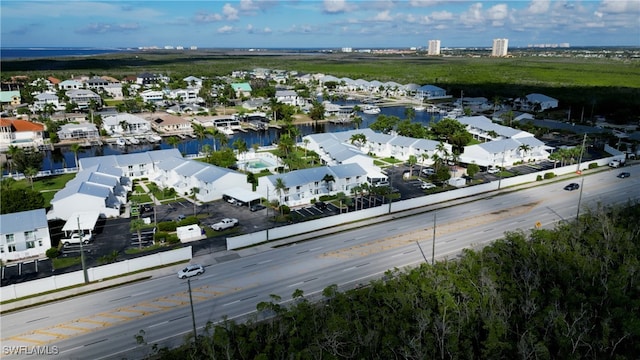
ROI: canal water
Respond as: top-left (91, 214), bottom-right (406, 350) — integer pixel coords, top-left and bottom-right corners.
top-left (38, 104), bottom-right (445, 172)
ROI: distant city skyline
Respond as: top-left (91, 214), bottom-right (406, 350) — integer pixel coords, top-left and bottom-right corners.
top-left (1, 0), bottom-right (639, 49)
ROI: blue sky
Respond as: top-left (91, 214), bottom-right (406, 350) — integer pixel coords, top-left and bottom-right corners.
top-left (2, 1), bottom-right (639, 49)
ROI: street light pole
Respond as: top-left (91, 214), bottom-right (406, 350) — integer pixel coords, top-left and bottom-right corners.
top-left (575, 134), bottom-right (588, 222)
top-left (431, 212), bottom-right (437, 265)
top-left (77, 216), bottom-right (88, 284)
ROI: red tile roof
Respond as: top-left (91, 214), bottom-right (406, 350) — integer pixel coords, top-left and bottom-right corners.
top-left (0, 119), bottom-right (44, 132)
top-left (48, 77), bottom-right (61, 84)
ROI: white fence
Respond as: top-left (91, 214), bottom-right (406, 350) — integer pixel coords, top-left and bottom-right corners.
top-left (1, 246), bottom-right (192, 302)
top-left (227, 157), bottom-right (616, 250)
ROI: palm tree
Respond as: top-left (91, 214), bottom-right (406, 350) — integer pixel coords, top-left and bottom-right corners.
top-left (518, 144), bottom-right (532, 160)
top-left (130, 219), bottom-right (146, 250)
top-left (419, 152), bottom-right (429, 176)
top-left (350, 185), bottom-right (361, 211)
top-left (322, 173), bottom-right (335, 192)
top-left (233, 138), bottom-right (248, 162)
top-left (6, 145), bottom-right (21, 176)
top-left (352, 115), bottom-right (363, 129)
top-left (349, 133), bottom-right (367, 150)
top-left (214, 130), bottom-right (228, 149)
top-left (24, 167), bottom-right (38, 189)
top-left (274, 178), bottom-right (287, 216)
top-left (167, 136), bottom-right (180, 149)
top-left (407, 155), bottom-right (417, 177)
top-left (70, 143), bottom-right (82, 169)
top-left (191, 123), bottom-right (207, 153)
top-left (202, 144), bottom-right (212, 163)
top-left (404, 107), bottom-right (415, 121)
top-left (190, 187), bottom-right (199, 216)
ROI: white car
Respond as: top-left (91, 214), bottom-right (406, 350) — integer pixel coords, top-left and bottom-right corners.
top-left (421, 182), bottom-right (436, 190)
top-left (487, 167), bottom-right (500, 174)
top-left (177, 264), bottom-right (205, 279)
top-left (62, 233), bottom-right (92, 246)
top-left (421, 168), bottom-right (435, 175)
top-left (210, 218), bottom-right (238, 231)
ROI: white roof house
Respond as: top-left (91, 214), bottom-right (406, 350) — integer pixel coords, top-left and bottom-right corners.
top-left (153, 156), bottom-right (251, 203)
top-left (59, 80), bottom-right (82, 90)
top-left (515, 93), bottom-right (559, 112)
top-left (33, 93), bottom-right (62, 111)
top-left (275, 90), bottom-right (304, 107)
top-left (102, 113), bottom-right (151, 135)
top-left (457, 116), bottom-right (534, 141)
top-left (0, 209), bottom-right (51, 262)
top-left (256, 164), bottom-right (368, 207)
top-left (459, 137), bottom-right (550, 168)
top-left (57, 123), bottom-right (100, 140)
top-left (65, 89), bottom-right (101, 109)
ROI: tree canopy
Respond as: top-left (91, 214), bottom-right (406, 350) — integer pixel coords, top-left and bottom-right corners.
top-left (146, 202), bottom-right (640, 360)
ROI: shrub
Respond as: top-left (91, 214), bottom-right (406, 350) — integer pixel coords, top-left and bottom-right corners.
top-left (154, 231), bottom-right (169, 242)
top-left (158, 222), bottom-right (177, 232)
top-left (167, 234), bottom-right (180, 244)
top-left (177, 216), bottom-right (199, 226)
top-left (536, 175), bottom-right (543, 181)
top-left (588, 162), bottom-right (598, 169)
top-left (280, 205), bottom-right (291, 215)
top-left (45, 247), bottom-right (60, 259)
top-left (544, 172), bottom-right (556, 179)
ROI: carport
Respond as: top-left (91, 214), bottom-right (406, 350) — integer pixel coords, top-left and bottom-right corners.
top-left (223, 187), bottom-right (262, 207)
top-left (61, 211), bottom-right (100, 237)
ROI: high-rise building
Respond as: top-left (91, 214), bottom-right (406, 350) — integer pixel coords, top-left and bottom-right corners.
top-left (492, 38), bottom-right (509, 57)
top-left (428, 40), bottom-right (441, 55)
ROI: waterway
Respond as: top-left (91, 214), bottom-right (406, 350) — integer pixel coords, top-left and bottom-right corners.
top-left (36, 104), bottom-right (445, 172)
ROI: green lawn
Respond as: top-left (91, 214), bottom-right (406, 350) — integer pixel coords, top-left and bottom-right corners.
top-left (10, 173), bottom-right (76, 207)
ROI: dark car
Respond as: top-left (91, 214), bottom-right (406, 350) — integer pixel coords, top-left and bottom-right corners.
top-left (617, 172), bottom-right (631, 178)
top-left (140, 204), bottom-right (153, 213)
top-left (250, 203), bottom-right (266, 212)
top-left (564, 183), bottom-right (580, 191)
top-left (315, 201), bottom-right (328, 210)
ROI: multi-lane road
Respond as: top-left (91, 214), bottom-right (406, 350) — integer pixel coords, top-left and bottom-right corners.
top-left (2, 166), bottom-right (638, 360)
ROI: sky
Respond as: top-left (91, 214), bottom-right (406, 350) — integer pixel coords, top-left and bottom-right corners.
top-left (1, 0), bottom-right (639, 49)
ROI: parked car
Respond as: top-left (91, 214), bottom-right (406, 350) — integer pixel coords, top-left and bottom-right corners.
top-left (141, 204), bottom-right (153, 213)
top-left (487, 167), bottom-right (500, 174)
top-left (211, 218), bottom-right (238, 231)
top-left (421, 181), bottom-right (436, 190)
top-left (176, 214), bottom-right (186, 222)
top-left (421, 168), bottom-right (435, 175)
top-left (608, 160), bottom-right (625, 168)
top-left (62, 233), bottom-right (92, 246)
top-left (177, 264), bottom-right (205, 279)
top-left (250, 203), bottom-right (266, 212)
top-left (315, 201), bottom-right (328, 210)
top-left (564, 183), bottom-right (580, 191)
top-left (617, 172), bottom-right (631, 178)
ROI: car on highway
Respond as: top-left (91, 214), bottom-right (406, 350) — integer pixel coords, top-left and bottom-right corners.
top-left (62, 233), bottom-right (93, 246)
top-left (177, 264), bottom-right (205, 279)
top-left (564, 183), bottom-right (580, 191)
top-left (250, 203), bottom-right (266, 212)
top-left (617, 172), bottom-right (631, 178)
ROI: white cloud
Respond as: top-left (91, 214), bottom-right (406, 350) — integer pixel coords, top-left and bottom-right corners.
top-left (431, 10), bottom-right (453, 21)
top-left (194, 12), bottom-right (223, 23)
top-left (240, 0), bottom-right (260, 11)
top-left (409, 0), bottom-right (444, 7)
top-left (526, 0), bottom-right (550, 15)
top-left (323, 0), bottom-right (349, 14)
top-left (487, 4), bottom-right (508, 21)
top-left (217, 25), bottom-right (234, 34)
top-left (460, 3), bottom-right (484, 26)
top-left (599, 0), bottom-right (640, 14)
top-left (223, 4), bottom-right (239, 20)
top-left (373, 11), bottom-right (393, 21)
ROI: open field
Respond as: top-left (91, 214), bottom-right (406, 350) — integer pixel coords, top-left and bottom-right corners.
top-left (3, 50), bottom-right (639, 120)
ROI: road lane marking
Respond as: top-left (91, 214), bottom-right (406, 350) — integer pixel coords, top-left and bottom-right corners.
top-left (8, 336), bottom-right (47, 345)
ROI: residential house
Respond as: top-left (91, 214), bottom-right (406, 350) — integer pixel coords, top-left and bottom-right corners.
top-left (457, 116), bottom-right (533, 142)
top-left (416, 85), bottom-right (447, 99)
top-left (515, 93), bottom-right (559, 112)
top-left (0, 209), bottom-right (52, 262)
top-left (80, 149), bottom-right (181, 179)
top-left (136, 72), bottom-right (163, 86)
top-left (57, 123), bottom-right (100, 141)
top-left (33, 93), bottom-right (62, 112)
top-left (59, 80), bottom-right (83, 90)
top-left (48, 164), bottom-right (128, 221)
top-left (459, 137), bottom-right (550, 168)
top-left (153, 156), bottom-right (250, 202)
top-left (231, 83), bottom-right (252, 98)
top-left (275, 90), bottom-right (304, 107)
top-left (147, 112), bottom-right (192, 134)
top-left (86, 77), bottom-right (109, 90)
top-left (0, 119), bottom-right (45, 151)
top-left (168, 88), bottom-right (199, 103)
top-left (66, 89), bottom-right (101, 109)
top-left (0, 90), bottom-right (21, 107)
top-left (256, 164), bottom-right (368, 207)
top-left (140, 89), bottom-right (164, 103)
top-left (102, 113), bottom-right (151, 135)
top-left (183, 76), bottom-right (203, 89)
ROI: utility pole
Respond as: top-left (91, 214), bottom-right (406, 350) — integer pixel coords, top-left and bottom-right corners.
top-left (431, 212), bottom-right (437, 265)
top-left (575, 134), bottom-right (587, 221)
top-left (266, 185), bottom-right (270, 242)
top-left (77, 216), bottom-right (88, 283)
top-left (187, 278), bottom-right (197, 341)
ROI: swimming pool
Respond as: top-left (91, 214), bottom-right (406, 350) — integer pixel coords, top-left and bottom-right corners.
top-left (237, 156), bottom-right (278, 172)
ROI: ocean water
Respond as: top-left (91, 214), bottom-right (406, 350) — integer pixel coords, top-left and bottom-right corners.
top-left (1, 47), bottom-right (131, 60)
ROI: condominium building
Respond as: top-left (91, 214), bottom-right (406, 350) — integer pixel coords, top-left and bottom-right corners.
top-left (427, 40), bottom-right (441, 55)
top-left (492, 38), bottom-right (509, 57)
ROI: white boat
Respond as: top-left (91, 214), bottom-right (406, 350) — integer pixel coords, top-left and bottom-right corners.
top-left (146, 134), bottom-right (162, 143)
top-left (413, 105), bottom-right (426, 111)
top-left (115, 137), bottom-right (126, 146)
top-left (126, 137), bottom-right (140, 145)
top-left (362, 105), bottom-right (381, 114)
